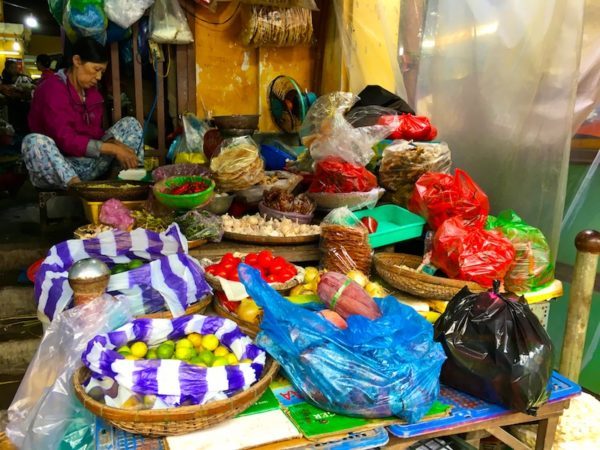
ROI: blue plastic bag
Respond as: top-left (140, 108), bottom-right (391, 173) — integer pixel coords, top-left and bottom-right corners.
top-left (238, 264), bottom-right (446, 423)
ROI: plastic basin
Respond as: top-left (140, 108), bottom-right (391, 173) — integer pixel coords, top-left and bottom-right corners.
top-left (153, 176), bottom-right (215, 210)
top-left (260, 144), bottom-right (297, 171)
top-left (354, 204), bottom-right (425, 248)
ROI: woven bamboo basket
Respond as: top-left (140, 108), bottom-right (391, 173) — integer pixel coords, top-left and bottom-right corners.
top-left (72, 359), bottom-right (279, 437)
top-left (374, 253), bottom-right (486, 301)
top-left (213, 299), bottom-right (260, 338)
top-left (139, 295), bottom-right (212, 319)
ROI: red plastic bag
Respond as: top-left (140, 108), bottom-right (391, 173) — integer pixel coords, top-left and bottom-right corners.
top-left (408, 169), bottom-right (490, 230)
top-left (432, 217), bottom-right (516, 287)
top-left (309, 156), bottom-right (378, 193)
top-left (378, 114), bottom-right (438, 141)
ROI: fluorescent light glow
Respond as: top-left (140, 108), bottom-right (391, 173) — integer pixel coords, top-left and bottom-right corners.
top-left (25, 15), bottom-right (39, 28)
top-left (12, 41), bottom-right (21, 51)
top-left (0, 51), bottom-right (21, 56)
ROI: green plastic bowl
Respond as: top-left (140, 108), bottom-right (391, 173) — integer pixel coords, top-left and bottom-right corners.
top-left (153, 176), bottom-right (215, 210)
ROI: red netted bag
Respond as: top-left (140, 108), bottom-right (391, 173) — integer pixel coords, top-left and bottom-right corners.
top-left (378, 114), bottom-right (437, 141)
top-left (431, 217), bottom-right (516, 287)
top-left (309, 156), bottom-right (378, 193)
top-left (408, 169), bottom-right (490, 230)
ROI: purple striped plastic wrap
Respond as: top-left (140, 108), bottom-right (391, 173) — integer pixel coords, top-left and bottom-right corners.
top-left (82, 315), bottom-right (267, 408)
top-left (35, 224), bottom-right (212, 321)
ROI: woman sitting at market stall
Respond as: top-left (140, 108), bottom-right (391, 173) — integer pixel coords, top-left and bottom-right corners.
top-left (22, 37), bottom-right (142, 189)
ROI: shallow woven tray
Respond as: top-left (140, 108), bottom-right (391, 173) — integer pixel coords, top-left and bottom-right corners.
top-left (73, 359), bottom-right (279, 437)
top-left (203, 262), bottom-right (302, 294)
top-left (223, 231), bottom-right (320, 245)
top-left (70, 180), bottom-right (150, 202)
top-left (374, 253), bottom-right (486, 301)
top-left (187, 238), bottom-right (207, 249)
top-left (139, 295), bottom-right (212, 319)
top-left (213, 299), bottom-right (260, 338)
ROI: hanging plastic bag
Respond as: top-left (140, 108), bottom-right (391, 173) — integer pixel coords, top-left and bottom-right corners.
top-left (105, 0), bottom-right (155, 29)
top-left (6, 296), bottom-right (134, 450)
top-left (172, 113), bottom-right (209, 164)
top-left (300, 92), bottom-right (396, 167)
top-left (149, 0), bottom-right (194, 44)
top-left (434, 282), bottom-right (553, 413)
top-left (63, 0), bottom-right (108, 44)
top-left (408, 169), bottom-right (490, 230)
top-left (239, 264), bottom-right (445, 422)
top-left (486, 210), bottom-right (554, 293)
top-left (320, 207), bottom-right (372, 275)
top-left (378, 114), bottom-right (438, 141)
top-left (379, 140), bottom-right (452, 207)
top-left (431, 217), bottom-right (516, 288)
top-left (49, 0), bottom-right (66, 24)
top-left (35, 225), bottom-right (212, 322)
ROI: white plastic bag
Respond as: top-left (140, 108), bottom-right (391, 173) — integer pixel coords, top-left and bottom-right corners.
top-left (6, 296), bottom-right (134, 450)
top-left (150, 0), bottom-right (194, 44)
top-left (105, 0), bottom-right (155, 29)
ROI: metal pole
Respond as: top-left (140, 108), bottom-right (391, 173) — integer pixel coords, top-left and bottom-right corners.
top-left (559, 229), bottom-right (600, 381)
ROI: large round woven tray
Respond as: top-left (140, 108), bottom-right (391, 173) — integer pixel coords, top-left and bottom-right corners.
top-left (213, 299), bottom-right (260, 338)
top-left (138, 295), bottom-right (212, 319)
top-left (70, 180), bottom-right (150, 202)
top-left (374, 253), bottom-right (486, 301)
top-left (73, 359), bottom-right (279, 437)
top-left (223, 231), bottom-right (320, 245)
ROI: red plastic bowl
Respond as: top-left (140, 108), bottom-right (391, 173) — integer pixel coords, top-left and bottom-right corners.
top-left (27, 258), bottom-right (44, 284)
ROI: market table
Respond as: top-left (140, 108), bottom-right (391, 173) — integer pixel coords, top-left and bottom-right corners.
top-left (385, 372), bottom-right (580, 450)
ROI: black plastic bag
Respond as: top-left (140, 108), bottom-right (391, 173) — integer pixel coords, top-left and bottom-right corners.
top-left (433, 281), bottom-right (553, 414)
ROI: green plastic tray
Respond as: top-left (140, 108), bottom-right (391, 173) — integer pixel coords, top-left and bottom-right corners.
top-left (354, 204), bottom-right (425, 248)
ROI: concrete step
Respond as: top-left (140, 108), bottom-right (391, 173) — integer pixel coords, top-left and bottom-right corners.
top-left (0, 339), bottom-right (40, 376)
top-left (0, 247), bottom-right (47, 273)
top-left (0, 286), bottom-right (36, 319)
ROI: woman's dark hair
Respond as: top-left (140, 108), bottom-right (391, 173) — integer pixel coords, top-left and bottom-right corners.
top-left (70, 37), bottom-right (108, 65)
top-left (36, 54), bottom-right (51, 69)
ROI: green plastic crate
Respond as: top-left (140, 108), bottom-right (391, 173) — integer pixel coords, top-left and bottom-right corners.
top-left (354, 204), bottom-right (425, 248)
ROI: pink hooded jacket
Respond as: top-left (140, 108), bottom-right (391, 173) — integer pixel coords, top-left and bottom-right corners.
top-left (28, 69), bottom-right (106, 158)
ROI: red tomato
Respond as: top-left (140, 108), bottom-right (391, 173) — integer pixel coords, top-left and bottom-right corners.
top-left (205, 264), bottom-right (219, 275)
top-left (229, 270), bottom-right (240, 282)
top-left (282, 263), bottom-right (297, 275)
top-left (244, 254), bottom-right (258, 267)
top-left (221, 252), bottom-right (236, 264)
top-left (215, 269), bottom-right (228, 279)
top-left (221, 261), bottom-right (236, 272)
top-left (277, 269), bottom-right (296, 282)
top-left (232, 257), bottom-right (242, 266)
top-left (270, 256), bottom-right (287, 268)
top-left (257, 250), bottom-right (274, 268)
top-left (258, 267), bottom-right (268, 280)
top-left (216, 292), bottom-right (239, 313)
top-left (268, 263), bottom-right (285, 275)
top-left (266, 274), bottom-right (277, 283)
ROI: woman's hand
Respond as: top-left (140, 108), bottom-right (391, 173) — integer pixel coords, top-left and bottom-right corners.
top-left (103, 142), bottom-right (139, 169)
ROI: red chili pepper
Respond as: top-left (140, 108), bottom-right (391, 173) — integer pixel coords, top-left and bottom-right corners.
top-left (360, 216), bottom-right (378, 233)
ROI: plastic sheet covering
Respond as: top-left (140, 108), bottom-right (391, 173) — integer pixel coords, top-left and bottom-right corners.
top-left (63, 0), bottom-right (108, 44)
top-left (105, 0), bottom-right (155, 29)
top-left (238, 264), bottom-right (445, 422)
top-left (6, 296), bottom-right (134, 450)
top-left (404, 0), bottom-right (585, 253)
top-left (149, 0), bottom-right (194, 44)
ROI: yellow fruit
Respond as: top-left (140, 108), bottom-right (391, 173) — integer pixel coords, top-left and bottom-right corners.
top-left (365, 282), bottom-right (386, 298)
top-left (212, 356), bottom-right (228, 367)
top-left (213, 346), bottom-right (229, 357)
top-left (346, 270), bottom-right (369, 288)
top-left (156, 343), bottom-right (175, 359)
top-left (124, 354), bottom-right (140, 360)
top-left (146, 349), bottom-right (158, 360)
top-left (117, 345), bottom-right (131, 355)
top-left (130, 341), bottom-right (148, 358)
top-left (187, 333), bottom-right (203, 347)
top-left (424, 311), bottom-right (441, 324)
top-left (175, 346), bottom-right (195, 361)
top-left (289, 285), bottom-right (305, 296)
top-left (304, 267), bottom-right (319, 283)
top-left (226, 353), bottom-right (238, 365)
top-left (198, 350), bottom-right (215, 366)
top-left (304, 280), bottom-right (318, 293)
top-left (239, 358), bottom-right (252, 364)
top-left (201, 334), bottom-right (219, 351)
top-left (237, 298), bottom-right (261, 324)
top-left (176, 338), bottom-right (193, 349)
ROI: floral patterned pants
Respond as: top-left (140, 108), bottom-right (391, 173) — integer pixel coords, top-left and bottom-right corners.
top-left (22, 116), bottom-right (144, 189)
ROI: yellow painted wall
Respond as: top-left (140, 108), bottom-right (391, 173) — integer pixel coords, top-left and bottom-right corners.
top-left (194, 1), bottom-right (314, 132)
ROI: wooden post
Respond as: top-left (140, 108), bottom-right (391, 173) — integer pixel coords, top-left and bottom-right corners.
top-left (132, 23), bottom-right (144, 125)
top-left (110, 42), bottom-right (122, 123)
top-left (559, 229), bottom-right (600, 381)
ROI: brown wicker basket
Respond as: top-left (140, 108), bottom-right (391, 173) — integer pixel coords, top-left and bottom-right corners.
top-left (139, 295), bottom-right (212, 319)
top-left (374, 253), bottom-right (486, 301)
top-left (72, 359), bottom-right (279, 437)
top-left (204, 263), bottom-right (302, 295)
top-left (213, 300), bottom-right (260, 338)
